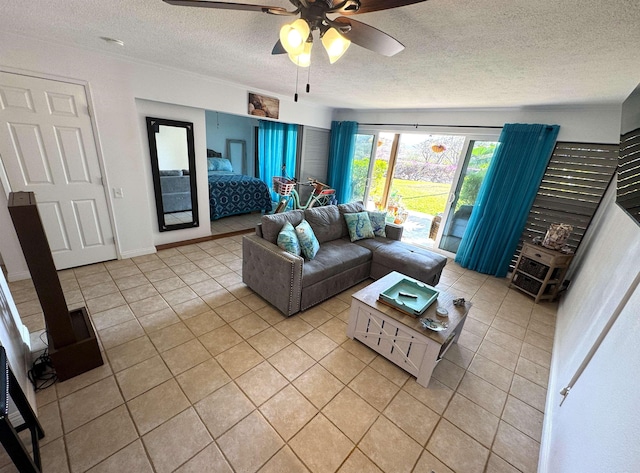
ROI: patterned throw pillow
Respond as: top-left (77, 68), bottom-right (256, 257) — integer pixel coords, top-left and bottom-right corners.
top-left (343, 212), bottom-right (375, 242)
top-left (367, 211), bottom-right (387, 237)
top-left (207, 157), bottom-right (233, 172)
top-left (277, 222), bottom-right (301, 256)
top-left (295, 219), bottom-right (320, 260)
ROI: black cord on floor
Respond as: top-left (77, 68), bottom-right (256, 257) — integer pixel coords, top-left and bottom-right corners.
top-left (28, 333), bottom-right (57, 391)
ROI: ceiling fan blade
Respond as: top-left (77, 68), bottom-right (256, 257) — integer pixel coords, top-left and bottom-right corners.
top-left (334, 17), bottom-right (404, 56)
top-left (340, 0), bottom-right (429, 15)
top-left (163, 0), bottom-right (292, 15)
top-left (272, 40), bottom-right (287, 55)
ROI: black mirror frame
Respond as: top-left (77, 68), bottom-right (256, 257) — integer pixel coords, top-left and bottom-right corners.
top-left (146, 117), bottom-right (199, 232)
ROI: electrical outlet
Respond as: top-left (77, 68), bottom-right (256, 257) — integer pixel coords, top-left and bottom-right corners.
top-left (113, 187), bottom-right (124, 199)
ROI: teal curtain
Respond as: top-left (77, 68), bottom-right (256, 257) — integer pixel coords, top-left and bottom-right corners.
top-left (455, 123), bottom-right (560, 277)
top-left (327, 121), bottom-right (358, 203)
top-left (258, 120), bottom-right (298, 203)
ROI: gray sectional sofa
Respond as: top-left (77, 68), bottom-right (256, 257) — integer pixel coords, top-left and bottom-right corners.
top-left (242, 202), bottom-right (448, 316)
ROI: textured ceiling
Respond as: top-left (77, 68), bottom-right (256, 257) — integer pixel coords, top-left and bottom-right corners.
top-left (3, 0), bottom-right (640, 110)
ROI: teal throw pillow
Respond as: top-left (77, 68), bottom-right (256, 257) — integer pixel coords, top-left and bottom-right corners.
top-left (367, 211), bottom-right (387, 237)
top-left (295, 219), bottom-right (320, 260)
top-left (277, 222), bottom-right (301, 256)
top-left (344, 212), bottom-right (375, 242)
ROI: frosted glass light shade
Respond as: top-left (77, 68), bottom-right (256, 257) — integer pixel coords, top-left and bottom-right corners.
top-left (322, 27), bottom-right (351, 63)
top-left (288, 41), bottom-right (312, 67)
top-left (280, 19), bottom-right (310, 56)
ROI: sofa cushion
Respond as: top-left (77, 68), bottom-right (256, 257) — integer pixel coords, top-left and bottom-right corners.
top-left (296, 219), bottom-right (320, 260)
top-left (344, 212), bottom-right (375, 242)
top-left (261, 210), bottom-right (305, 244)
top-left (304, 205), bottom-right (343, 244)
top-left (302, 239), bottom-right (372, 287)
top-left (338, 201), bottom-right (366, 238)
top-left (366, 240), bottom-right (447, 283)
top-left (277, 222), bottom-right (301, 256)
top-left (368, 211), bottom-right (387, 237)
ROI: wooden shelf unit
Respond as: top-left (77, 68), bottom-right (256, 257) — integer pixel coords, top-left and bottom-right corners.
top-left (510, 241), bottom-right (574, 303)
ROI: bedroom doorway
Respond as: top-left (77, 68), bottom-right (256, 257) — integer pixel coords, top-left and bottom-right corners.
top-left (0, 71), bottom-right (117, 270)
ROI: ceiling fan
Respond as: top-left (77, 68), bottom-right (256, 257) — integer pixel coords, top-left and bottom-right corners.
top-left (163, 0), bottom-right (428, 67)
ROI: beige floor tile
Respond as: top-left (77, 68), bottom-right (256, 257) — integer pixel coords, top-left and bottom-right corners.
top-left (502, 395), bottom-right (544, 442)
top-left (484, 327), bottom-right (523, 354)
top-left (477, 340), bottom-right (519, 372)
top-left (66, 405), bottom-right (138, 473)
top-left (144, 267), bottom-right (177, 282)
top-left (86, 293), bottom-right (127, 314)
top-left (56, 362), bottom-right (112, 398)
top-left (174, 443), bottom-right (233, 473)
top-left (190, 278), bottom-right (224, 296)
top-left (201, 289), bottom-right (237, 309)
top-left (295, 330), bottom-right (338, 361)
top-left (443, 393), bottom-right (500, 448)
top-left (142, 408), bottom-right (212, 473)
top-left (86, 440), bottom-right (153, 473)
top-left (216, 341), bottom-right (264, 378)
top-left (114, 274), bottom-right (150, 291)
top-left (183, 310), bottom-right (225, 336)
top-left (37, 401), bottom-right (63, 446)
top-left (230, 313), bottom-right (270, 339)
top-left (491, 317), bottom-right (527, 340)
top-left (412, 450), bottom-right (454, 473)
top-left (458, 329), bottom-right (483, 352)
top-left (260, 385), bottom-right (317, 440)
top-left (239, 293), bottom-right (268, 311)
top-left (162, 338), bottom-right (211, 375)
top-left (292, 364), bottom-right (344, 410)
top-left (383, 390), bottom-right (439, 446)
top-left (127, 377), bottom-right (190, 433)
top-left (107, 264), bottom-right (141, 281)
top-left (340, 338), bottom-right (377, 364)
top-left (485, 453), bottom-right (522, 473)
top-left (268, 344), bottom-right (316, 381)
top-left (115, 355), bottom-right (172, 401)
top-left (195, 382), bottom-right (254, 438)
top-left (176, 358), bottom-right (231, 403)
top-left (106, 336), bottom-right (158, 372)
top-left (215, 299), bottom-right (253, 322)
top-left (524, 329), bottom-right (553, 352)
top-left (298, 306), bottom-right (334, 328)
top-left (359, 416), bottom-right (422, 473)
top-left (463, 317), bottom-right (490, 338)
top-left (258, 446), bottom-right (309, 473)
top-left (90, 305), bottom-right (135, 331)
top-left (338, 449), bottom-right (382, 473)
top-left (432, 358), bottom-right (466, 389)
top-left (403, 378), bottom-right (453, 415)
top-left (520, 342), bottom-right (552, 369)
top-left (137, 307), bottom-right (180, 333)
top-left (148, 322), bottom-right (194, 352)
top-left (82, 281), bottom-right (119, 301)
top-left (199, 324), bottom-right (243, 356)
top-left (129, 295), bottom-right (170, 318)
top-left (172, 297), bottom-right (211, 319)
top-left (274, 316), bottom-right (314, 341)
top-left (349, 366), bottom-right (400, 411)
top-left (289, 414), bottom-right (354, 473)
top-left (248, 327), bottom-right (292, 358)
top-left (236, 361), bottom-right (288, 406)
top-left (426, 419), bottom-right (489, 473)
top-left (468, 355), bottom-right (514, 392)
top-left (255, 305), bottom-right (287, 326)
top-left (39, 437), bottom-right (69, 473)
top-left (121, 283), bottom-right (159, 303)
top-left (177, 268), bottom-right (210, 285)
top-left (98, 319), bottom-right (145, 350)
top-left (323, 387), bottom-right (378, 443)
top-left (319, 347), bottom-right (366, 384)
top-left (317, 317), bottom-right (349, 344)
top-left (218, 411), bottom-right (284, 473)
top-left (492, 421), bottom-right (540, 473)
top-left (77, 271), bottom-right (113, 288)
top-left (59, 377), bottom-right (123, 433)
top-left (152, 276), bottom-right (187, 294)
top-left (318, 298), bottom-right (351, 317)
top-left (510, 374), bottom-right (547, 412)
top-left (515, 357), bottom-right (549, 388)
top-left (457, 372), bottom-right (508, 417)
top-left (443, 343), bottom-right (475, 370)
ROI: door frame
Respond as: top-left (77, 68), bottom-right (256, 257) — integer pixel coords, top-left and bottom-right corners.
top-left (0, 66), bottom-right (121, 263)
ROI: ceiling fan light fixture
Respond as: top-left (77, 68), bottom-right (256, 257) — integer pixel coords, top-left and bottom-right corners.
top-left (321, 27), bottom-right (351, 64)
top-left (288, 40), bottom-right (313, 67)
top-left (280, 18), bottom-right (310, 56)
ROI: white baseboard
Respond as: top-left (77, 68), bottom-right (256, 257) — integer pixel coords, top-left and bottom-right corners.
top-left (7, 269), bottom-right (31, 282)
top-left (119, 247), bottom-right (157, 260)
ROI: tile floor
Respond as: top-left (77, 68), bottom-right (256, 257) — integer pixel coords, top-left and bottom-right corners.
top-left (210, 212), bottom-right (264, 236)
top-left (4, 235), bottom-right (555, 473)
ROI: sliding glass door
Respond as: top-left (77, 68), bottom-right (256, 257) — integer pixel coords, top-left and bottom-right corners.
top-left (350, 130), bottom-right (498, 253)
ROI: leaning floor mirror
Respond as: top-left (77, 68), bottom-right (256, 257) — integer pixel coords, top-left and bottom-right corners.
top-left (146, 117), bottom-right (199, 231)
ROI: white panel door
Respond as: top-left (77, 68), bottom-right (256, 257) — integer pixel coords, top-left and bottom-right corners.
top-left (0, 72), bottom-right (116, 269)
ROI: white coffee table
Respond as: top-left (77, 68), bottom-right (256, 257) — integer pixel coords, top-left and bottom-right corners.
top-left (347, 271), bottom-right (470, 387)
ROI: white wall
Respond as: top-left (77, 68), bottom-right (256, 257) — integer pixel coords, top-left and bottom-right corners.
top-left (0, 31), bottom-right (333, 276)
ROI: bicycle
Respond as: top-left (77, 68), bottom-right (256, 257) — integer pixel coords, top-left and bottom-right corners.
top-left (272, 176), bottom-right (337, 213)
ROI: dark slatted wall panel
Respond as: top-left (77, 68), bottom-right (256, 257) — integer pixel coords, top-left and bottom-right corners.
top-left (617, 128), bottom-right (640, 225)
top-left (511, 141), bottom-right (619, 269)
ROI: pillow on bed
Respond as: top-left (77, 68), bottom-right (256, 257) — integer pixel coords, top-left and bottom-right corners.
top-left (207, 157), bottom-right (233, 172)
